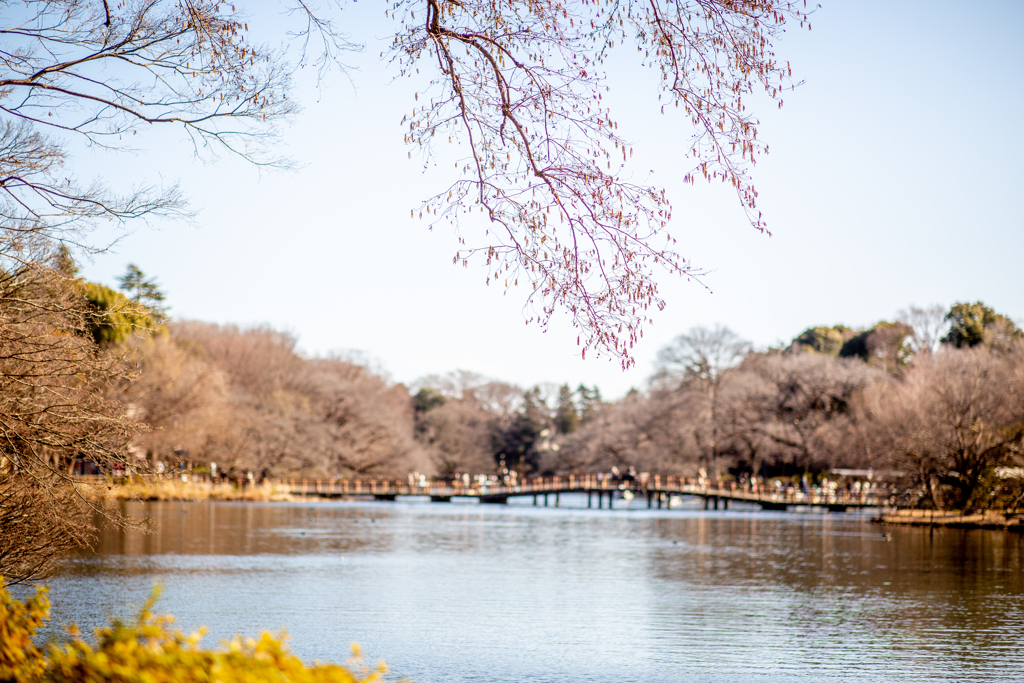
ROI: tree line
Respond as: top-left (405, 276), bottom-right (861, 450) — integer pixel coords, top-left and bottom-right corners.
top-left (61, 275), bottom-right (1024, 518)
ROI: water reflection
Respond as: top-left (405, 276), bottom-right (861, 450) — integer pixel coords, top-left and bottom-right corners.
top-left (639, 516), bottom-right (1024, 681)
top-left (41, 499), bottom-right (1024, 683)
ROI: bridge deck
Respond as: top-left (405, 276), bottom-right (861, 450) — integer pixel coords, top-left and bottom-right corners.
top-left (284, 476), bottom-right (884, 510)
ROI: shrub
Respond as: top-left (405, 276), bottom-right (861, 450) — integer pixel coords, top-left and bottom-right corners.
top-left (0, 583), bottom-right (48, 682)
top-left (1, 582), bottom-right (387, 683)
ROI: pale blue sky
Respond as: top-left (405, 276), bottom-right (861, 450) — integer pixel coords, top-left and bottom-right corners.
top-left (76, 1), bottom-right (1024, 398)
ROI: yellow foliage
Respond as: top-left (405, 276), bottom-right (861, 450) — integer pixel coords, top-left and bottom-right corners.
top-left (0, 582), bottom-right (388, 683)
top-left (0, 584), bottom-right (49, 683)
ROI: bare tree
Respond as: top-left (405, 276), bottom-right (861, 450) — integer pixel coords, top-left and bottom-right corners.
top-left (863, 322), bottom-right (914, 372)
top-left (554, 391), bottom-right (665, 474)
top-left (0, 1), bottom-right (326, 273)
top-left (310, 357), bottom-right (423, 476)
top-left (858, 345), bottom-right (1024, 511)
top-left (0, 473), bottom-right (95, 585)
top-left (167, 322), bottom-right (422, 477)
top-left (714, 369), bottom-right (776, 477)
top-left (413, 370), bottom-right (491, 402)
top-left (416, 400), bottom-right (494, 477)
top-left (898, 304), bottom-right (948, 356)
top-left (650, 325), bottom-right (752, 479)
top-left (467, 380), bottom-right (525, 418)
top-left (749, 351), bottom-right (885, 474)
top-left (0, 262), bottom-right (138, 584)
top-left (112, 334), bottom-right (229, 469)
top-left (653, 326), bottom-right (752, 388)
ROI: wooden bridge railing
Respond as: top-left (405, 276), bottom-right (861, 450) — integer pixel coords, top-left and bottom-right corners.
top-left (281, 476), bottom-right (886, 507)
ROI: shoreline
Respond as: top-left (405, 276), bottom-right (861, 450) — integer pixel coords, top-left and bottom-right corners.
top-left (874, 508), bottom-right (1024, 531)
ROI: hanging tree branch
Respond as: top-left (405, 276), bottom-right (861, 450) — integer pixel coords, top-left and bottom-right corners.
top-left (391, 0), bottom-right (811, 366)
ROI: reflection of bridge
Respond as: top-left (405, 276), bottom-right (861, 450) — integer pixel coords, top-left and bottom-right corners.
top-left (285, 475), bottom-right (885, 512)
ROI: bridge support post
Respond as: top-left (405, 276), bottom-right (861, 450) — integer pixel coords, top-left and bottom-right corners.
top-left (647, 492), bottom-right (652, 509)
top-left (588, 492), bottom-right (592, 508)
top-left (608, 492), bottom-right (613, 510)
top-left (657, 494), bottom-right (662, 510)
top-left (722, 498), bottom-right (729, 510)
top-left (703, 497), bottom-right (709, 510)
top-left (555, 492), bottom-right (560, 507)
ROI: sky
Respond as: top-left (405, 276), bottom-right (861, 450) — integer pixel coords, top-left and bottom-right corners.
top-left (75, 1), bottom-right (1024, 399)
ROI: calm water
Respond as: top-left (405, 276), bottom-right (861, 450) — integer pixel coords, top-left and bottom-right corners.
top-left (36, 498), bottom-right (1024, 682)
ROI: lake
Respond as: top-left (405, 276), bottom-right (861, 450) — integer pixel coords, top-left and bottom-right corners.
top-left (39, 497), bottom-right (1024, 682)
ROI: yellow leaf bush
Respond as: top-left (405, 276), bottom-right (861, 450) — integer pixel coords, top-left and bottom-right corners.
top-left (1, 581), bottom-right (388, 683)
top-left (0, 584), bottom-right (49, 682)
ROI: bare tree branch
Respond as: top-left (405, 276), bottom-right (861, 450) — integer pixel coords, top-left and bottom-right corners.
top-left (392, 1), bottom-right (811, 365)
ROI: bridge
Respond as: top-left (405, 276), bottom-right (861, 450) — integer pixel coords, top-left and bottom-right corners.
top-left (284, 475), bottom-right (886, 512)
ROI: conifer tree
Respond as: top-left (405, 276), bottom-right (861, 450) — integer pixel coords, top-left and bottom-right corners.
top-left (117, 264), bottom-right (168, 322)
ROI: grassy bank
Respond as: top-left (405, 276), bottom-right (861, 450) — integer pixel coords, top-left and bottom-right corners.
top-left (83, 478), bottom-right (295, 503)
top-left (874, 508), bottom-right (1024, 530)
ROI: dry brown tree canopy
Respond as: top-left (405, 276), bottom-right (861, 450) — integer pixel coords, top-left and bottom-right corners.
top-left (861, 345), bottom-right (1024, 511)
top-left (0, 264), bottom-right (137, 585)
top-left (0, 474), bottom-right (96, 585)
top-left (147, 322), bottom-right (422, 477)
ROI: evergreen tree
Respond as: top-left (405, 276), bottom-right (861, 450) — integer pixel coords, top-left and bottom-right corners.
top-left (81, 282), bottom-right (163, 345)
top-left (942, 302), bottom-right (1022, 349)
top-left (117, 264), bottom-right (168, 321)
top-left (54, 244), bottom-right (79, 277)
top-left (492, 388), bottom-right (547, 475)
top-left (576, 384), bottom-right (603, 423)
top-left (839, 321), bottom-right (914, 370)
top-left (792, 326), bottom-right (858, 356)
top-left (413, 387), bottom-right (446, 414)
top-left (554, 384), bottom-right (580, 434)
